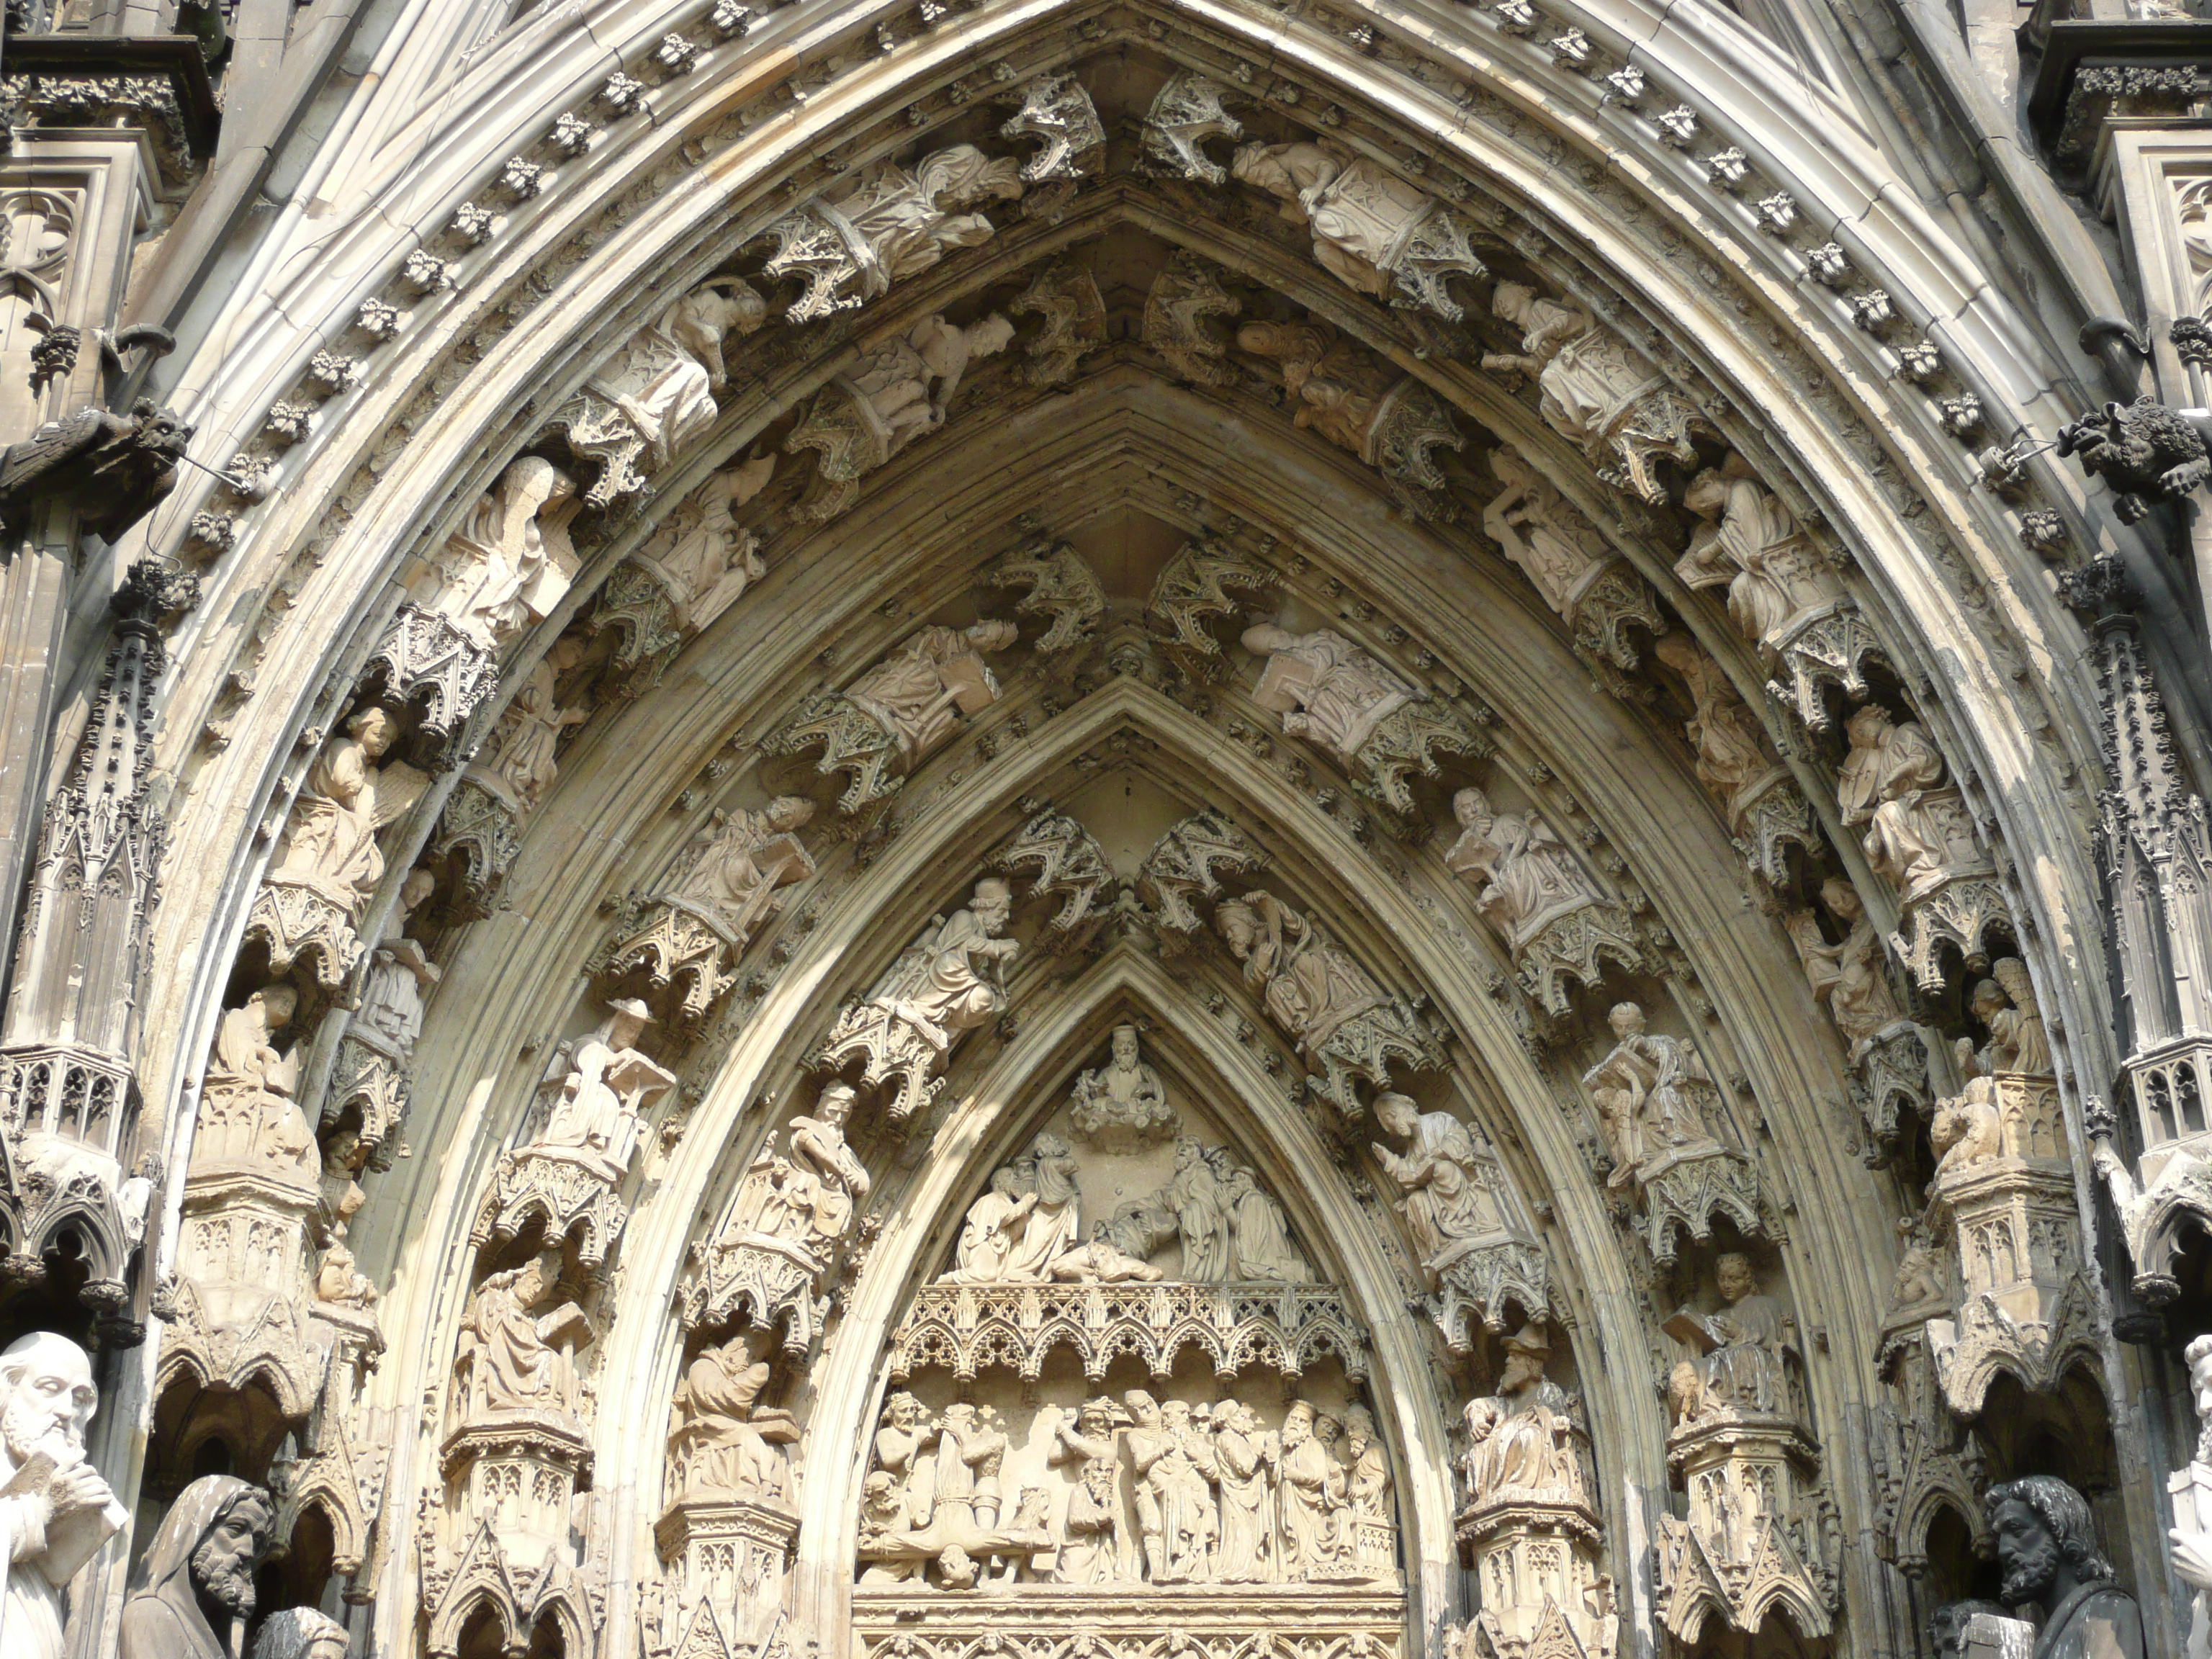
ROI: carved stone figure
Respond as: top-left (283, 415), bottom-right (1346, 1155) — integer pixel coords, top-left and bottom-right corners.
top-left (786, 315), bottom-right (1017, 520)
top-left (1787, 878), bottom-right (1908, 1053)
top-left (1069, 1025), bottom-right (1177, 1148)
top-left (355, 868), bottom-right (439, 1056)
top-left (1961, 959), bottom-right (2053, 1078)
top-left (1447, 785), bottom-right (1640, 1013)
top-left (0, 1334), bottom-right (125, 1659)
top-left (549, 279), bottom-right (767, 504)
top-left (249, 1609), bottom-right (350, 1659)
top-left (313, 1224), bottom-right (379, 1311)
top-left (0, 398), bottom-right (192, 545)
top-left (668, 1333), bottom-right (799, 1502)
top-left (1665, 1254), bottom-right (1795, 1421)
top-left (2168, 1334), bottom-right (2212, 1658)
top-left (1234, 320), bottom-right (1464, 518)
top-left (536, 998), bottom-right (674, 1181)
top-left (1838, 705), bottom-right (1952, 900)
top-left (420, 456), bottom-right (580, 649)
top-left (1210, 1401), bottom-right (1273, 1583)
top-left (1987, 1476), bottom-right (2144, 1659)
top-left (1339, 1406), bottom-right (1393, 1575)
top-left (765, 620), bottom-right (1018, 811)
top-left (1483, 283), bottom-right (1705, 501)
top-left (1276, 1400), bottom-right (1350, 1581)
top-left (454, 1254), bottom-right (590, 1424)
top-left (760, 144), bottom-right (1024, 323)
top-left (251, 707), bottom-right (431, 986)
top-left (1654, 631), bottom-right (1771, 803)
top-left (936, 1133), bottom-right (1082, 1284)
top-left (1125, 1390), bottom-right (1218, 1583)
top-left (1675, 459), bottom-right (1840, 654)
top-left (1462, 1324), bottom-right (1586, 1503)
top-left (2054, 397), bottom-right (2211, 523)
top-left (665, 796), bottom-right (817, 946)
top-left (1484, 444), bottom-right (1665, 675)
top-left (1051, 1397), bottom-right (1129, 1584)
top-left (817, 879), bottom-right (1020, 1123)
top-left (1583, 1002), bottom-right (1719, 1179)
top-left (1370, 1092), bottom-right (1547, 1346)
top-left (590, 462), bottom-right (771, 687)
top-left (1221, 1160), bottom-right (1310, 1282)
top-left (194, 986), bottom-right (315, 1182)
top-left (117, 1475), bottom-right (273, 1659)
top-left (1231, 140), bottom-right (1486, 318)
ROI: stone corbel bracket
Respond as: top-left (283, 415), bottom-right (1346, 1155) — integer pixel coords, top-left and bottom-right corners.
top-left (1424, 1231), bottom-right (1553, 1354)
top-left (468, 1148), bottom-right (632, 1276)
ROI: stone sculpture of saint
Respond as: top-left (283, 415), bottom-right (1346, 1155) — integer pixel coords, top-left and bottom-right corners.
top-left (1988, 1476), bottom-right (2144, 1659)
top-left (197, 985), bottom-right (315, 1179)
top-left (782, 1084), bottom-right (871, 1262)
top-left (827, 145), bottom-right (1023, 292)
top-left (1214, 891), bottom-right (1384, 1056)
top-left (1483, 445), bottom-right (1609, 616)
top-left (1125, 1392), bottom-right (1218, 1584)
top-left (1461, 1323), bottom-right (1586, 1505)
top-left (875, 878), bottom-right (1020, 1053)
top-left (271, 707), bottom-right (429, 921)
top-left (1482, 284), bottom-right (1645, 454)
top-left (942, 1164), bottom-right (1033, 1285)
top-left (1372, 1092), bottom-right (1509, 1272)
top-left (1050, 1398), bottom-right (1127, 1584)
top-left (427, 455), bottom-right (580, 649)
top-left (871, 1392), bottom-right (935, 1531)
top-left (1339, 1406), bottom-right (1391, 1568)
top-left (0, 1333), bottom-right (125, 1659)
top-left (1446, 786), bottom-right (1604, 948)
top-left (456, 1254), bottom-right (589, 1422)
top-left (534, 999), bottom-right (676, 1181)
top-left (668, 1334), bottom-right (799, 1502)
top-left (485, 637), bottom-right (588, 812)
top-left (846, 621), bottom-right (1019, 768)
top-left (667, 796), bottom-right (817, 948)
top-left (1653, 633), bottom-right (1771, 804)
top-left (249, 1609), bottom-right (350, 1659)
top-left (1276, 1400), bottom-right (1349, 1581)
top-left (355, 868), bottom-right (439, 1056)
top-left (1069, 1024), bottom-right (1177, 1145)
top-left (1231, 140), bottom-right (1439, 301)
top-left (313, 1225), bottom-right (379, 1312)
top-left (117, 1475), bottom-right (273, 1659)
top-left (1838, 705), bottom-right (1953, 902)
top-left (846, 313), bottom-right (1017, 457)
top-left (1987, 958), bottom-right (2053, 1076)
top-left (1664, 1254), bottom-right (1795, 1421)
top-left (1166, 1136), bottom-right (1233, 1282)
top-left (1673, 459), bottom-right (1836, 650)
top-left (1581, 1002), bottom-right (1718, 1184)
top-left (1210, 1401), bottom-right (1274, 1583)
top-left (568, 281), bottom-right (766, 490)
top-left (1786, 878), bottom-right (1907, 1055)
top-left (1241, 622), bottom-right (1417, 764)
top-left (1222, 1164), bottom-right (1310, 1282)
top-left (645, 459), bottom-right (772, 634)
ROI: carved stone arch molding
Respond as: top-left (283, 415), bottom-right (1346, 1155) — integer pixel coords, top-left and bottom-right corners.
top-left (55, 1), bottom-right (2157, 1657)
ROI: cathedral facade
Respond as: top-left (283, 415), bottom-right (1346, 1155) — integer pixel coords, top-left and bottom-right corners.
top-left (0, 0), bottom-right (2203, 1655)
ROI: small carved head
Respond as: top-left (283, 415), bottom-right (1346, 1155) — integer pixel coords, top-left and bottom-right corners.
top-left (400, 867), bottom-right (437, 912)
top-left (1110, 1024), bottom-right (1139, 1066)
top-left (605, 996), bottom-right (656, 1048)
top-left (1213, 900), bottom-right (1257, 957)
top-left (765, 796), bottom-right (815, 832)
top-left (1819, 877), bottom-right (1863, 922)
top-left (1282, 1401), bottom-right (1314, 1444)
top-left (1968, 978), bottom-right (2008, 1022)
top-left (966, 312), bottom-right (1017, 359)
top-left (880, 1390), bottom-right (924, 1429)
top-left (1342, 1405), bottom-right (1375, 1453)
top-left (1374, 1092), bottom-right (1419, 1139)
top-left (935, 1544), bottom-right (979, 1590)
top-left (1843, 703), bottom-right (1895, 750)
top-left (1238, 621), bottom-right (1298, 657)
top-left (963, 618), bottom-right (1020, 653)
top-left (1491, 281), bottom-right (1537, 328)
top-left (1714, 1253), bottom-right (1756, 1304)
top-left (1123, 1388), bottom-right (1161, 1425)
top-left (1684, 467), bottom-right (1732, 522)
top-left (1452, 786), bottom-right (1493, 831)
top-left (0, 1331), bottom-right (97, 1464)
top-left (971, 877), bottom-right (1013, 933)
top-left (251, 984), bottom-right (299, 1030)
top-left (1987, 1475), bottom-right (2110, 1604)
top-left (347, 705), bottom-right (397, 757)
top-left (817, 1082), bottom-right (859, 1128)
top-left (1499, 1323), bottom-right (1550, 1393)
top-left (1606, 1002), bottom-right (1644, 1039)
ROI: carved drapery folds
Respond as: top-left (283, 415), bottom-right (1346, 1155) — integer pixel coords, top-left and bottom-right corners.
top-left (1656, 1255), bottom-right (1838, 1641)
top-left (813, 878), bottom-right (1019, 1125)
top-left (1449, 1323), bottom-right (1614, 1659)
top-left (680, 1082), bottom-right (871, 1355)
top-left (762, 619), bottom-right (1019, 812)
top-left (1372, 1093), bottom-right (1550, 1351)
top-left (1838, 703), bottom-right (2010, 994)
top-left (588, 456), bottom-right (773, 692)
top-left (601, 798), bottom-right (818, 1028)
top-left (1236, 319), bottom-right (1466, 521)
top-left (469, 999), bottom-right (677, 1273)
top-left (245, 708), bottom-right (431, 989)
top-left (1784, 876), bottom-right (1930, 1165)
top-left (759, 143), bottom-right (1025, 323)
top-left (547, 279), bottom-right (766, 505)
top-left (1241, 623), bottom-right (1488, 815)
top-left (1483, 443), bottom-right (1665, 693)
top-left (1582, 1004), bottom-right (1764, 1264)
top-left (1231, 138), bottom-right (1488, 320)
top-left (1445, 786), bottom-right (1642, 1016)
top-left (0, 559), bottom-right (189, 1339)
top-left (785, 311), bottom-right (1017, 521)
top-left (1650, 632), bottom-right (1817, 888)
top-left (1483, 284), bottom-right (1711, 503)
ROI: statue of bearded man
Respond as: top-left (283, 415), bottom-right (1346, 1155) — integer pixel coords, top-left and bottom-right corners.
top-left (117, 1475), bottom-right (274, 1659)
top-left (0, 1333), bottom-right (125, 1659)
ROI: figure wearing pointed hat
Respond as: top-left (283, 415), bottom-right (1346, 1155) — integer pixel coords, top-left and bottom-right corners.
top-left (536, 997), bottom-right (676, 1180)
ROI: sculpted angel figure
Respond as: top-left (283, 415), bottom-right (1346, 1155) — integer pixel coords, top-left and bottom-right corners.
top-left (1664, 1253), bottom-right (1795, 1421)
top-left (1838, 705), bottom-right (1953, 901)
top-left (196, 986), bottom-right (315, 1178)
top-left (1215, 891), bottom-right (1385, 1056)
top-left (847, 619), bottom-right (1020, 767)
top-left (1445, 786), bottom-right (1606, 948)
top-left (270, 708), bottom-right (429, 922)
top-left (1786, 878), bottom-right (1908, 1054)
top-left (1483, 445), bottom-right (1611, 616)
top-left (1673, 458), bottom-right (1838, 650)
top-left (426, 456), bottom-right (580, 649)
top-left (1241, 623), bottom-right (1418, 765)
top-left (1581, 1002), bottom-right (1718, 1182)
top-left (667, 796), bottom-right (817, 948)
